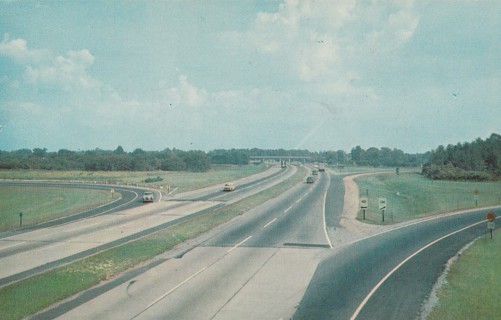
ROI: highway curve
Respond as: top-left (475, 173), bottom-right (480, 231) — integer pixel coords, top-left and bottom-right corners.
top-left (0, 180), bottom-right (153, 237)
top-left (293, 207), bottom-right (501, 320)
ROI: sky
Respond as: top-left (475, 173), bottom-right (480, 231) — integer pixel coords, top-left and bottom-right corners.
top-left (0, 0), bottom-right (500, 154)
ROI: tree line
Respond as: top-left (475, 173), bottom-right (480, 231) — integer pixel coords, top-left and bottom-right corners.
top-left (348, 146), bottom-right (428, 167)
top-left (0, 145), bottom-right (427, 172)
top-left (422, 133), bottom-right (501, 180)
top-left (0, 147), bottom-right (211, 172)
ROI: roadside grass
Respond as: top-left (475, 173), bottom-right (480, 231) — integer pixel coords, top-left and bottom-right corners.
top-left (427, 228), bottom-right (501, 319)
top-left (0, 164), bottom-right (269, 193)
top-left (0, 186), bottom-right (117, 232)
top-left (0, 166), bottom-right (306, 319)
top-left (355, 172), bottom-right (501, 224)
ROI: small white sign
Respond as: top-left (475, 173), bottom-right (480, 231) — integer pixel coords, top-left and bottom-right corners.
top-left (378, 198), bottom-right (387, 211)
top-left (360, 196), bottom-right (369, 209)
top-left (488, 221), bottom-right (495, 230)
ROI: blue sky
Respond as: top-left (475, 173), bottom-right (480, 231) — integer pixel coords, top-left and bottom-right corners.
top-left (0, 0), bottom-right (500, 153)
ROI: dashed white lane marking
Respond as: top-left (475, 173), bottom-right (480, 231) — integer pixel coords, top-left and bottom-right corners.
top-left (133, 235), bottom-right (253, 319)
top-left (145, 266), bottom-right (208, 310)
top-left (263, 218), bottom-right (277, 229)
top-left (227, 235), bottom-right (253, 253)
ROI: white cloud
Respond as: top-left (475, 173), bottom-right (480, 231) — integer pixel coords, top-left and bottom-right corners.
top-left (25, 49), bottom-right (98, 90)
top-left (0, 33), bottom-right (50, 64)
top-left (162, 75), bottom-right (208, 107)
top-left (365, 7), bottom-right (419, 52)
top-left (1, 35), bottom-right (99, 91)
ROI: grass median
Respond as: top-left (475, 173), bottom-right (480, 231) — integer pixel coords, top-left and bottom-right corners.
top-left (427, 228), bottom-right (501, 319)
top-left (0, 166), bottom-right (306, 319)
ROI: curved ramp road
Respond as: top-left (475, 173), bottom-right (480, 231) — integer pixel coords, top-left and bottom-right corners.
top-left (0, 181), bottom-right (153, 236)
top-left (293, 207), bottom-right (501, 320)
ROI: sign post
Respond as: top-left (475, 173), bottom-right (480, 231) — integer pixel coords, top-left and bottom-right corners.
top-left (486, 210), bottom-right (496, 239)
top-left (378, 198), bottom-right (387, 223)
top-left (360, 196), bottom-right (368, 220)
top-left (19, 212), bottom-right (23, 227)
top-left (473, 189), bottom-right (480, 207)
top-left (110, 188), bottom-right (115, 199)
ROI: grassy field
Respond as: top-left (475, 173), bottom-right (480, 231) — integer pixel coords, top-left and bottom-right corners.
top-left (0, 164), bottom-right (269, 193)
top-left (0, 166), bottom-right (307, 319)
top-left (427, 228), bottom-right (501, 319)
top-left (0, 186), bottom-right (116, 232)
top-left (355, 172), bottom-right (501, 224)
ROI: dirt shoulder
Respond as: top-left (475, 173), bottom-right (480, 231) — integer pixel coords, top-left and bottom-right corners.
top-left (339, 173), bottom-right (396, 239)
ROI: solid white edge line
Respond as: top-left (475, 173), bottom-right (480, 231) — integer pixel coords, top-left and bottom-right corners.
top-left (284, 206), bottom-right (293, 213)
top-left (323, 173), bottom-right (333, 249)
top-left (349, 219), bottom-right (485, 320)
top-left (263, 218), bottom-right (277, 229)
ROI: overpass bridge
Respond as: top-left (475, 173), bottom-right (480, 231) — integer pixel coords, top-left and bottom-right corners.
top-left (249, 156), bottom-right (311, 163)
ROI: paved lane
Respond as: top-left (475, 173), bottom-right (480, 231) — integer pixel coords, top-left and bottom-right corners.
top-left (293, 207), bottom-right (501, 320)
top-left (49, 168), bottom-right (332, 320)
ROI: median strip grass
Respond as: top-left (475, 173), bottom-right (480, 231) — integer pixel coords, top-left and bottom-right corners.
top-left (427, 228), bottom-right (501, 319)
top-left (0, 166), bottom-right (306, 319)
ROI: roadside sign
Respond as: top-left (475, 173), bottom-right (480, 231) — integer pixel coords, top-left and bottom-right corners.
top-left (110, 188), bottom-right (115, 193)
top-left (488, 221), bottom-right (495, 230)
top-left (378, 198), bottom-right (387, 211)
top-left (360, 196), bottom-right (369, 209)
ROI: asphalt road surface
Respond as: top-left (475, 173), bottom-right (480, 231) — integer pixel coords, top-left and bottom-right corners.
top-left (293, 207), bottom-right (501, 320)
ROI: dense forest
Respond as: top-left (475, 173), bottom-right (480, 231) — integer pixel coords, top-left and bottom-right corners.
top-left (422, 133), bottom-right (501, 180)
top-left (0, 145), bottom-right (426, 172)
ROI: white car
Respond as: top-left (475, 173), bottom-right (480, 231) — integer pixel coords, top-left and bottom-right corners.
top-left (142, 191), bottom-right (154, 202)
top-left (223, 183), bottom-right (236, 191)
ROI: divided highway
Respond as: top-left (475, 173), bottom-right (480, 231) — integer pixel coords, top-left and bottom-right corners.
top-left (0, 165), bottom-right (292, 288)
top-left (36, 167), bottom-right (331, 319)
top-left (2, 167), bottom-right (499, 319)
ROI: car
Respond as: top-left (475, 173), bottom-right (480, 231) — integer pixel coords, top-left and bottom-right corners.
top-left (312, 169), bottom-right (319, 175)
top-left (306, 176), bottom-right (314, 183)
top-left (142, 191), bottom-right (154, 202)
top-left (223, 182), bottom-right (236, 191)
